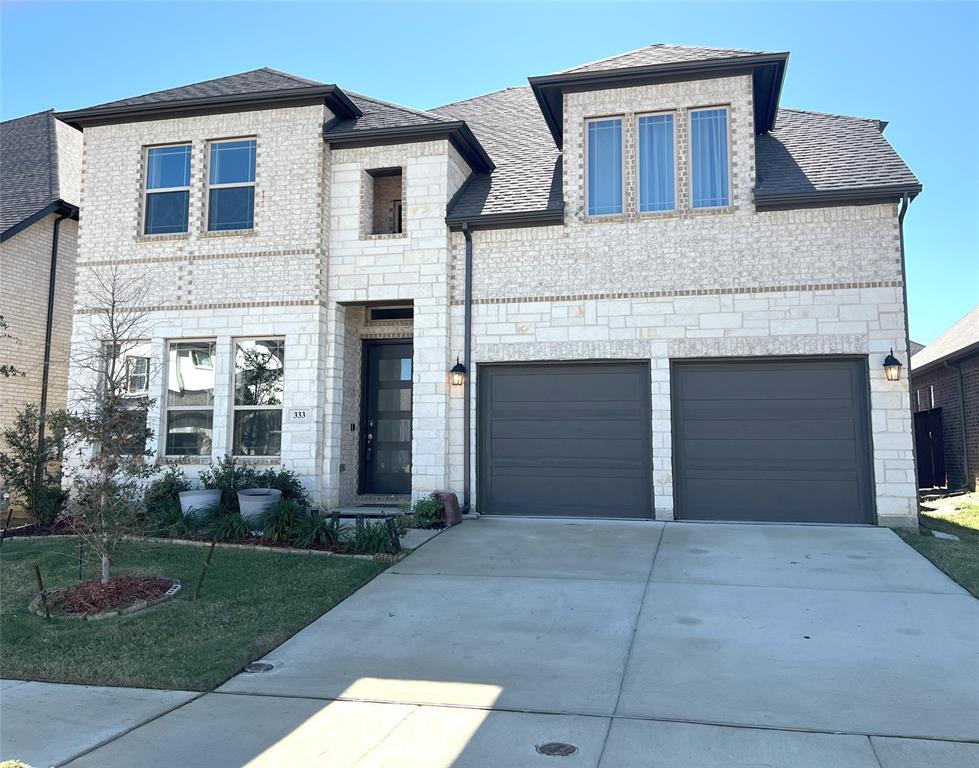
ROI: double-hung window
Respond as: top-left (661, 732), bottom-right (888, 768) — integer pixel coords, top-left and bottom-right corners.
top-left (233, 339), bottom-right (285, 457)
top-left (690, 107), bottom-right (730, 209)
top-left (143, 144), bottom-right (191, 235)
top-left (638, 114), bottom-right (676, 212)
top-left (165, 341), bottom-right (215, 456)
top-left (106, 341), bottom-right (153, 455)
top-left (207, 139), bottom-right (256, 231)
top-left (586, 118), bottom-right (623, 216)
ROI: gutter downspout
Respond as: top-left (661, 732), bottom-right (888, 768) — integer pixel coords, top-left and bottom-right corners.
top-left (34, 211), bottom-right (69, 522)
top-left (944, 360), bottom-right (970, 490)
top-left (462, 224), bottom-right (474, 513)
top-left (896, 193), bottom-right (921, 520)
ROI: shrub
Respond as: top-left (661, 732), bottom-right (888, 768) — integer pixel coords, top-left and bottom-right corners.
top-left (143, 466), bottom-right (191, 517)
top-left (260, 498), bottom-right (305, 543)
top-left (255, 466), bottom-right (309, 506)
top-left (412, 494), bottom-right (445, 529)
top-left (36, 483), bottom-right (69, 524)
top-left (199, 455), bottom-right (256, 515)
top-left (146, 498), bottom-right (203, 538)
top-left (0, 403), bottom-right (60, 524)
top-left (290, 512), bottom-right (342, 549)
top-left (207, 511), bottom-right (250, 541)
top-left (347, 518), bottom-right (398, 555)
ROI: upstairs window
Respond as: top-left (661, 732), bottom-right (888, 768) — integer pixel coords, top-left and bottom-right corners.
top-left (207, 139), bottom-right (256, 231)
top-left (638, 114), bottom-right (676, 212)
top-left (143, 144), bottom-right (191, 235)
top-left (690, 108), bottom-right (730, 209)
top-left (586, 118), bottom-right (623, 216)
top-left (366, 168), bottom-right (404, 235)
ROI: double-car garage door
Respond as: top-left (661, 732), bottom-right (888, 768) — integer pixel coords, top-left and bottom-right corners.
top-left (478, 358), bottom-right (874, 524)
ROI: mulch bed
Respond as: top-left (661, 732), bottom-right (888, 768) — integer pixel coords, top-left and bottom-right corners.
top-left (50, 576), bottom-right (174, 616)
top-left (1, 519), bottom-right (73, 538)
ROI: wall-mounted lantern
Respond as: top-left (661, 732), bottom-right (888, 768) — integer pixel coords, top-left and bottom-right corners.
top-left (450, 357), bottom-right (467, 386)
top-left (883, 349), bottom-right (902, 382)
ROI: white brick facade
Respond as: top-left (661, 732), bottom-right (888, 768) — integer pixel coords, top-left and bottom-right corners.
top-left (66, 72), bottom-right (918, 527)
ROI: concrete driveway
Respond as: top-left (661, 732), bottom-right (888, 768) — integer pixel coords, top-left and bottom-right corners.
top-left (6, 519), bottom-right (978, 767)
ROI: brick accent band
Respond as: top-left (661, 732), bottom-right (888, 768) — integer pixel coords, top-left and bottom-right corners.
top-left (79, 248), bottom-right (319, 268)
top-left (450, 280), bottom-right (904, 306)
top-left (75, 299), bottom-right (318, 315)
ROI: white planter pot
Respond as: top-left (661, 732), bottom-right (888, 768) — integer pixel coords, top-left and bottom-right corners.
top-left (178, 489), bottom-right (222, 520)
top-left (238, 488), bottom-right (282, 529)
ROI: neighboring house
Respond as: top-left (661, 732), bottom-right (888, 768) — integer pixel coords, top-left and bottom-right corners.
top-left (909, 340), bottom-right (926, 356)
top-left (911, 307), bottom-right (979, 491)
top-left (55, 44), bottom-right (922, 527)
top-left (0, 110), bottom-right (82, 434)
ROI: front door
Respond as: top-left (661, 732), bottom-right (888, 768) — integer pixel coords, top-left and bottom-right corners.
top-left (362, 340), bottom-right (413, 494)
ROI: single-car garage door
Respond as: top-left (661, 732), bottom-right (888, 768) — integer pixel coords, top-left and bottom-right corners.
top-left (478, 362), bottom-right (651, 518)
top-left (672, 358), bottom-right (874, 524)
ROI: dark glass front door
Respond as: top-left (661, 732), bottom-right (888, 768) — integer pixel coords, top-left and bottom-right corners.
top-left (362, 340), bottom-right (412, 494)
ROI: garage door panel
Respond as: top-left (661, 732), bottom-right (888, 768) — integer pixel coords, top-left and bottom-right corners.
top-left (479, 362), bottom-right (652, 518)
top-left (673, 359), bottom-right (873, 524)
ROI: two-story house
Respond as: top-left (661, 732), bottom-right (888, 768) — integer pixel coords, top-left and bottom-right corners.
top-left (56, 44), bottom-right (922, 527)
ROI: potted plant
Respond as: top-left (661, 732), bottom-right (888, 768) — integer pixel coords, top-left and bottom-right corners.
top-left (178, 488), bottom-right (222, 521)
top-left (238, 487), bottom-right (282, 529)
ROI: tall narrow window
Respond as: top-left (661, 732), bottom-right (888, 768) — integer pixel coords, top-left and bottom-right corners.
top-left (207, 139), bottom-right (256, 231)
top-left (165, 341), bottom-right (215, 456)
top-left (143, 144), bottom-right (191, 234)
top-left (233, 339), bottom-right (285, 457)
top-left (586, 118), bottom-right (623, 216)
top-left (690, 108), bottom-right (730, 208)
top-left (638, 114), bottom-right (675, 212)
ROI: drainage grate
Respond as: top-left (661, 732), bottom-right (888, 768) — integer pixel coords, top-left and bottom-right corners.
top-left (243, 662), bottom-right (274, 673)
top-left (536, 742), bottom-right (578, 757)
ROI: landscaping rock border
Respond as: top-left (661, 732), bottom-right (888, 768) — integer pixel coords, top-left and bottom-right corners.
top-left (30, 580), bottom-right (181, 621)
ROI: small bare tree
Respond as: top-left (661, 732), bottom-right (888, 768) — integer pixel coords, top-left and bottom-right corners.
top-left (56, 266), bottom-right (158, 583)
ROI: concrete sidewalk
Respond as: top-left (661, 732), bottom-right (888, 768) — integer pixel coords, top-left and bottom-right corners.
top-left (3, 519), bottom-right (978, 767)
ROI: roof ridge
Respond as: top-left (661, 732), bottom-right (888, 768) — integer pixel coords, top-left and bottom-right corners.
top-left (553, 43), bottom-right (667, 73)
top-left (257, 67), bottom-right (324, 87)
top-left (433, 85), bottom-right (529, 112)
top-left (778, 106), bottom-right (882, 124)
top-left (343, 90), bottom-right (450, 122)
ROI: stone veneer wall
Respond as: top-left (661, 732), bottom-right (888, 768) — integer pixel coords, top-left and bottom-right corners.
top-left (0, 216), bottom-right (78, 433)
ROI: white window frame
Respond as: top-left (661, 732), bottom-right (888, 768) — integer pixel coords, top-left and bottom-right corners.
top-left (635, 111), bottom-right (678, 214)
top-left (205, 137), bottom-right (257, 232)
top-left (124, 354), bottom-right (150, 395)
top-left (142, 143), bottom-right (191, 236)
top-left (164, 339), bottom-right (217, 458)
top-left (688, 105), bottom-right (733, 210)
top-left (231, 337), bottom-right (285, 458)
top-left (584, 116), bottom-right (625, 218)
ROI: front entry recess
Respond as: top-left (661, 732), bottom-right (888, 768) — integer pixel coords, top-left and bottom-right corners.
top-left (362, 340), bottom-right (412, 494)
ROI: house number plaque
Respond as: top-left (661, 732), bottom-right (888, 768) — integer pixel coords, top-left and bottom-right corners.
top-left (289, 409), bottom-right (312, 423)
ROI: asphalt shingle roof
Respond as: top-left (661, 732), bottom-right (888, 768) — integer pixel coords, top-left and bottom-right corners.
top-left (557, 43), bottom-right (774, 74)
top-left (911, 307), bottom-right (979, 372)
top-left (1, 110), bottom-right (80, 235)
top-left (755, 109), bottom-right (921, 202)
top-left (435, 87), bottom-right (562, 222)
top-left (330, 91), bottom-right (453, 132)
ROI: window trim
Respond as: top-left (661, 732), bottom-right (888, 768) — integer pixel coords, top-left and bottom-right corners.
top-left (635, 110), bottom-right (678, 214)
top-left (688, 105), bottom-right (732, 210)
top-left (141, 142), bottom-right (192, 236)
top-left (584, 115), bottom-right (625, 218)
top-left (204, 137), bottom-right (257, 233)
top-left (231, 336), bottom-right (285, 459)
top-left (164, 338), bottom-right (217, 459)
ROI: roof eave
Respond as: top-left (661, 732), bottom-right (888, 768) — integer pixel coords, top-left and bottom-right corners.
top-left (754, 183), bottom-right (922, 210)
top-left (55, 85), bottom-right (362, 129)
top-left (446, 206), bottom-right (565, 230)
top-left (529, 52), bottom-right (790, 149)
top-left (911, 340), bottom-right (979, 376)
top-left (324, 121), bottom-right (495, 173)
top-left (0, 200), bottom-right (79, 243)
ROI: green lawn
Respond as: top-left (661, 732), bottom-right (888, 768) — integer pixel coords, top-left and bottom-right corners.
top-left (0, 538), bottom-right (387, 690)
top-left (897, 498), bottom-right (979, 598)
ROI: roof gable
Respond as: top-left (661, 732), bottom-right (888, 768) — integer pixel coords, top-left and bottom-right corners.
top-left (557, 44), bottom-right (775, 74)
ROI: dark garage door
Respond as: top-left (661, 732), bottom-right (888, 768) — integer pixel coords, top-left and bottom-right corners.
top-left (672, 359), bottom-right (874, 524)
top-left (478, 362), bottom-right (651, 518)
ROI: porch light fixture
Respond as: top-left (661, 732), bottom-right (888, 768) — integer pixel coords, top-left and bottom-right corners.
top-left (450, 357), bottom-right (467, 386)
top-left (883, 349), bottom-right (902, 381)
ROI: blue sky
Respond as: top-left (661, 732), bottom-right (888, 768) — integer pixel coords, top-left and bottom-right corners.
top-left (3, 1), bottom-right (976, 344)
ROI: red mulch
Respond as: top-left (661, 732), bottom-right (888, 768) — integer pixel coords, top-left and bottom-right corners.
top-left (51, 576), bottom-right (173, 615)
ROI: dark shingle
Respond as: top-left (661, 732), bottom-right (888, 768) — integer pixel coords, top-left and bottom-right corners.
top-left (330, 91), bottom-right (453, 132)
top-left (557, 43), bottom-right (773, 74)
top-left (1, 110), bottom-right (80, 235)
top-left (755, 109), bottom-right (921, 202)
top-left (436, 87), bottom-right (562, 222)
